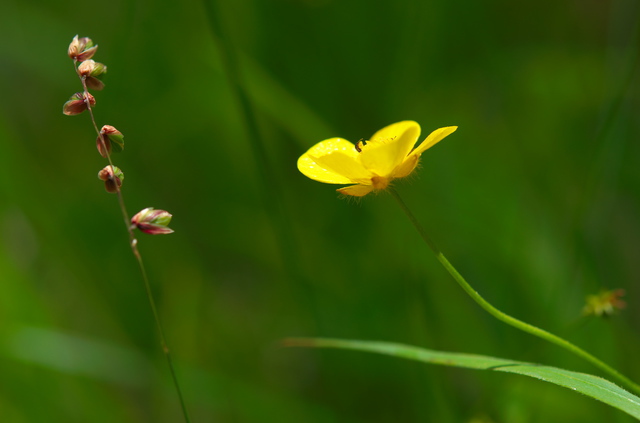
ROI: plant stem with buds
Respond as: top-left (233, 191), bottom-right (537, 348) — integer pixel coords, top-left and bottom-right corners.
top-left (73, 59), bottom-right (191, 423)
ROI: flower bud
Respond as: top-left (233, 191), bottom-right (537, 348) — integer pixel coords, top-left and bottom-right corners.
top-left (78, 60), bottom-right (107, 77)
top-left (63, 92), bottom-right (96, 115)
top-left (97, 165), bottom-right (124, 193)
top-left (85, 77), bottom-right (105, 91)
top-left (68, 35), bottom-right (98, 61)
top-left (131, 208), bottom-right (174, 235)
top-left (583, 289), bottom-right (626, 317)
top-left (96, 125), bottom-right (124, 157)
top-left (78, 60), bottom-right (107, 91)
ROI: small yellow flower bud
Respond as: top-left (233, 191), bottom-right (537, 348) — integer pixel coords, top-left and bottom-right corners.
top-left (583, 289), bottom-right (626, 318)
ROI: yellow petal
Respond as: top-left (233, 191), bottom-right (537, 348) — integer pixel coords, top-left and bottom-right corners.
top-left (393, 154), bottom-right (419, 179)
top-left (298, 138), bottom-right (360, 184)
top-left (369, 121), bottom-right (420, 145)
top-left (360, 121), bottom-right (420, 176)
top-left (337, 184), bottom-right (375, 197)
top-left (311, 152), bottom-right (372, 183)
top-left (411, 126), bottom-right (457, 157)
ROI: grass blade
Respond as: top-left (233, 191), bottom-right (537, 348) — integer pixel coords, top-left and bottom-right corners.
top-left (285, 338), bottom-right (640, 420)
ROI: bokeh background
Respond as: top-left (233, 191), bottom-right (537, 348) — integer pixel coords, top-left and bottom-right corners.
top-left (1, 0), bottom-right (640, 421)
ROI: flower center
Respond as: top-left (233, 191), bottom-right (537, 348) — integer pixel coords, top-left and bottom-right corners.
top-left (371, 176), bottom-right (389, 190)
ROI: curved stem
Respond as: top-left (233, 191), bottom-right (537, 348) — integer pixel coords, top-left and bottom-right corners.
top-left (388, 187), bottom-right (640, 395)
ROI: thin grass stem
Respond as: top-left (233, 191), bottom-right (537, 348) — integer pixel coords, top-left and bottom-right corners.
top-left (74, 62), bottom-right (191, 423)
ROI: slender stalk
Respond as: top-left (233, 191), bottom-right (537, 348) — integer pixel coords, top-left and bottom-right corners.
top-left (388, 187), bottom-right (640, 395)
top-left (74, 62), bottom-right (191, 422)
top-left (130, 243), bottom-right (191, 422)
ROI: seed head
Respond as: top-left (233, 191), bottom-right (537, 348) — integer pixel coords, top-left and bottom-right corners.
top-left (131, 208), bottom-right (175, 235)
top-left (97, 165), bottom-right (124, 193)
top-left (68, 35), bottom-right (98, 61)
top-left (63, 92), bottom-right (96, 116)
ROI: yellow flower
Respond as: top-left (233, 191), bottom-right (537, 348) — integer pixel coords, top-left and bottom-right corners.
top-left (297, 121), bottom-right (457, 196)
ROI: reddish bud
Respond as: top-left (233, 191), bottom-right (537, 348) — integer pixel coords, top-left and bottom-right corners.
top-left (131, 208), bottom-right (174, 235)
top-left (96, 125), bottom-right (124, 157)
top-left (77, 60), bottom-right (107, 91)
top-left (78, 60), bottom-right (107, 77)
top-left (97, 165), bottom-right (124, 193)
top-left (63, 92), bottom-right (96, 115)
top-left (85, 77), bottom-right (105, 91)
top-left (68, 35), bottom-right (98, 61)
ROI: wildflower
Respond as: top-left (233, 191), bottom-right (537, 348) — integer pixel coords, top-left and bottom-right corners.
top-left (297, 121), bottom-right (457, 196)
top-left (68, 35), bottom-right (98, 62)
top-left (96, 125), bottom-right (124, 158)
top-left (77, 59), bottom-right (107, 91)
top-left (131, 208), bottom-right (174, 235)
top-left (62, 92), bottom-right (96, 116)
top-left (97, 165), bottom-right (124, 193)
top-left (583, 289), bottom-right (626, 317)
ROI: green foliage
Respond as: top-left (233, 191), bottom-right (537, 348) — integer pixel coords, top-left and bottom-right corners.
top-left (287, 338), bottom-right (640, 420)
top-left (0, 0), bottom-right (639, 421)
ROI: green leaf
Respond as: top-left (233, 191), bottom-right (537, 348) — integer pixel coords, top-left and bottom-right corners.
top-left (107, 133), bottom-right (124, 153)
top-left (285, 338), bottom-right (640, 420)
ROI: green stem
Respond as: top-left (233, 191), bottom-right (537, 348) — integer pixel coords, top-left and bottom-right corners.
top-left (131, 244), bottom-right (191, 423)
top-left (388, 187), bottom-right (640, 395)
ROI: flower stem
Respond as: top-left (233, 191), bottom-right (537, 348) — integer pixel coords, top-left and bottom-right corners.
top-left (75, 63), bottom-right (191, 422)
top-left (388, 187), bottom-right (640, 395)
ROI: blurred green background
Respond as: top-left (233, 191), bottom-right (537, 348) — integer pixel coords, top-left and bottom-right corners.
top-left (1, 0), bottom-right (640, 421)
